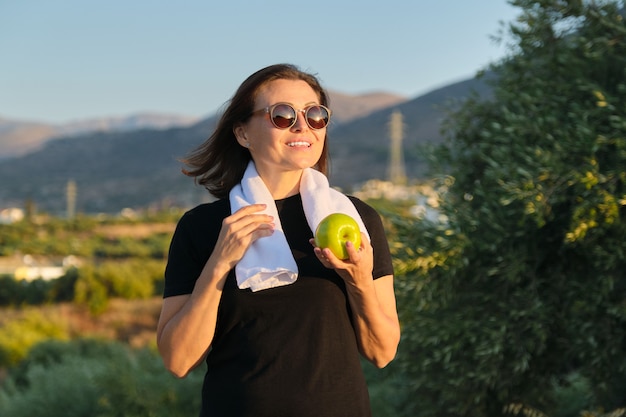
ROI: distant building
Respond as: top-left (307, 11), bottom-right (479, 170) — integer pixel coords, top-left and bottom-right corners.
top-left (353, 179), bottom-right (447, 223)
top-left (0, 254), bottom-right (80, 281)
top-left (0, 207), bottom-right (25, 224)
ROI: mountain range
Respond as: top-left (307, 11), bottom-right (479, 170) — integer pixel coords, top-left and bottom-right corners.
top-left (0, 113), bottom-right (202, 160)
top-left (0, 76), bottom-right (492, 215)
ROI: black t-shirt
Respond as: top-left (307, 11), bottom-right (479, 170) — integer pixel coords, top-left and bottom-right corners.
top-left (164, 194), bottom-right (393, 417)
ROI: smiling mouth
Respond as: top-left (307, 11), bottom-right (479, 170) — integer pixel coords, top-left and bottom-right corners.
top-left (287, 141), bottom-right (311, 147)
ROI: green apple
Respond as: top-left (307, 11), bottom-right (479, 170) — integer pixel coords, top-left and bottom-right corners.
top-left (314, 213), bottom-right (362, 260)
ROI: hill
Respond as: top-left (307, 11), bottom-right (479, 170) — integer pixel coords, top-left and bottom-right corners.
top-left (0, 77), bottom-right (491, 214)
top-left (328, 75), bottom-right (493, 188)
top-left (0, 91), bottom-right (405, 161)
top-left (0, 113), bottom-right (201, 160)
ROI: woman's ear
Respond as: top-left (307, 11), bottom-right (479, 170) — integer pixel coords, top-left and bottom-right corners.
top-left (233, 124), bottom-right (250, 148)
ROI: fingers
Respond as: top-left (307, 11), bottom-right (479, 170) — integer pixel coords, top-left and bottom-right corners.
top-left (310, 233), bottom-right (371, 261)
top-left (224, 204), bottom-right (274, 235)
top-left (226, 204), bottom-right (272, 224)
top-left (311, 241), bottom-right (364, 269)
top-left (214, 204), bottom-right (275, 265)
top-left (311, 239), bottom-right (375, 287)
top-left (234, 218), bottom-right (275, 243)
top-left (227, 211), bottom-right (274, 241)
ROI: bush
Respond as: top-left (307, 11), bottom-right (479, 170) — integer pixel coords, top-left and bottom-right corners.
top-left (73, 259), bottom-right (165, 314)
top-left (0, 276), bottom-right (22, 306)
top-left (0, 310), bottom-right (68, 367)
top-left (0, 339), bottom-right (204, 417)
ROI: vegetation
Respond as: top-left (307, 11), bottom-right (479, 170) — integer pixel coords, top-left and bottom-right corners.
top-left (2, 1), bottom-right (626, 416)
top-left (0, 212), bottom-right (172, 367)
top-left (392, 0), bottom-right (626, 416)
top-left (0, 310), bottom-right (69, 368)
top-left (0, 339), bottom-right (203, 417)
top-left (0, 211), bottom-right (178, 258)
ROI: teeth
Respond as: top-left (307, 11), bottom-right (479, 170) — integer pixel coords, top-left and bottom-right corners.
top-left (287, 141), bottom-right (310, 147)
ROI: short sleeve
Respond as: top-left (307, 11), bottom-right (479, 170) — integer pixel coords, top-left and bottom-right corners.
top-left (163, 200), bottom-right (230, 298)
top-left (349, 197), bottom-right (394, 280)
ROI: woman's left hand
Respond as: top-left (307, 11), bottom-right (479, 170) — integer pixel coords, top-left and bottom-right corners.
top-left (310, 232), bottom-right (374, 288)
top-left (310, 232), bottom-right (400, 368)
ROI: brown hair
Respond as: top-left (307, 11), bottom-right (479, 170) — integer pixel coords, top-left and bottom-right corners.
top-left (182, 63), bottom-right (331, 199)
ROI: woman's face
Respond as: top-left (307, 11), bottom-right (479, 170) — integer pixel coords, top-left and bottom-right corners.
top-left (235, 79), bottom-right (326, 179)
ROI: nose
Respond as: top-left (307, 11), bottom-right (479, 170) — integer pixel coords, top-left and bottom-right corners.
top-left (291, 109), bottom-right (308, 131)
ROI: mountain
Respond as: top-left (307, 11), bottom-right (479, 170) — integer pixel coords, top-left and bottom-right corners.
top-left (0, 92), bottom-right (405, 161)
top-left (0, 78), bottom-right (491, 214)
top-left (0, 120), bottom-right (58, 160)
top-left (0, 113), bottom-right (202, 160)
top-left (0, 123), bottom-right (212, 213)
top-left (327, 91), bottom-right (407, 123)
top-left (328, 76), bottom-right (493, 187)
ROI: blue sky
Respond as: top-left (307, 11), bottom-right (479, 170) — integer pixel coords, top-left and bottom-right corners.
top-left (0, 0), bottom-right (520, 124)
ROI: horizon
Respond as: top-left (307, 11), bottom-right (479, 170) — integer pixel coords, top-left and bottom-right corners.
top-left (0, 0), bottom-right (519, 124)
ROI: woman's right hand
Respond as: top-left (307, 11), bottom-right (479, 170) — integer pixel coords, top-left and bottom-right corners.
top-left (212, 203), bottom-right (275, 271)
top-left (157, 203), bottom-right (275, 377)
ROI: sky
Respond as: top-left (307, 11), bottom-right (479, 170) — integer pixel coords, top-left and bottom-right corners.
top-left (0, 0), bottom-right (520, 125)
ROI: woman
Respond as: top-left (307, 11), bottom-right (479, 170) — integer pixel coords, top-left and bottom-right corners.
top-left (157, 63), bottom-right (400, 417)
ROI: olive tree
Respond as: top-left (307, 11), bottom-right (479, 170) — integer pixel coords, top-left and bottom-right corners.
top-left (393, 1), bottom-right (626, 416)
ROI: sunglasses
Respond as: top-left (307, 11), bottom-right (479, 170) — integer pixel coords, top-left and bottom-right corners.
top-left (250, 102), bottom-right (331, 130)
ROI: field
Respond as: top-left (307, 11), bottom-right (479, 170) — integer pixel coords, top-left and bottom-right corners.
top-left (0, 297), bottom-right (161, 348)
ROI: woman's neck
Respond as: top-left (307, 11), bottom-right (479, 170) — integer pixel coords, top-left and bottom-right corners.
top-left (259, 169), bottom-right (303, 200)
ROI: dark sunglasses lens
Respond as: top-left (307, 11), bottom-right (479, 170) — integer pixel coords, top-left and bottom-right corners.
top-left (306, 106), bottom-right (329, 129)
top-left (271, 104), bottom-right (296, 129)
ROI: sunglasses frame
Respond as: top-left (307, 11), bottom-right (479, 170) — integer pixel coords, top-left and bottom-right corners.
top-left (250, 102), bottom-right (331, 130)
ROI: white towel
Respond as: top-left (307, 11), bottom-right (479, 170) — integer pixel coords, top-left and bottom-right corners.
top-left (229, 161), bottom-right (369, 292)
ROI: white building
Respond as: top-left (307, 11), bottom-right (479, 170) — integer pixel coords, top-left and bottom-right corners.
top-left (0, 254), bottom-right (80, 281)
top-left (0, 208), bottom-right (25, 224)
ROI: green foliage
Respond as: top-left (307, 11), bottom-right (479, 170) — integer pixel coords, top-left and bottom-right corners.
top-left (0, 260), bottom-right (164, 310)
top-left (73, 259), bottom-right (164, 314)
top-left (549, 372), bottom-right (594, 417)
top-left (73, 264), bottom-right (110, 314)
top-left (0, 339), bottom-right (203, 417)
top-left (0, 215), bottom-right (96, 257)
top-left (100, 259), bottom-right (164, 299)
top-left (7, 338), bottom-right (126, 387)
top-left (0, 310), bottom-right (68, 367)
top-left (393, 1), bottom-right (626, 416)
top-left (363, 359), bottom-right (410, 417)
top-left (0, 275), bottom-right (75, 307)
top-left (0, 211), bottom-right (169, 309)
top-left (0, 213), bottom-right (172, 258)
